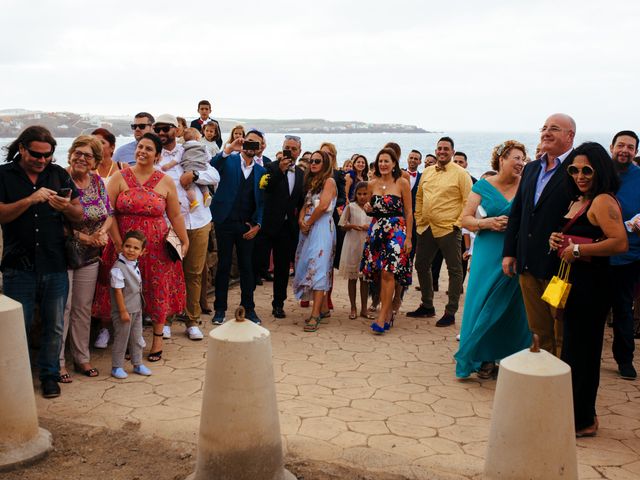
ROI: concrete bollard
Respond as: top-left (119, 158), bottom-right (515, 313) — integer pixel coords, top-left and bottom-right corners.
top-left (484, 335), bottom-right (578, 480)
top-left (188, 307), bottom-right (295, 480)
top-left (0, 295), bottom-right (52, 471)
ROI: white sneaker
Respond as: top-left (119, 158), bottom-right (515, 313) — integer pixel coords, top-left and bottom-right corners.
top-left (456, 334), bottom-right (461, 342)
top-left (186, 326), bottom-right (204, 340)
top-left (162, 325), bottom-right (172, 339)
top-left (94, 328), bottom-right (110, 349)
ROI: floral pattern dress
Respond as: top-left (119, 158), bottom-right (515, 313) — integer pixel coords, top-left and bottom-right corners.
top-left (360, 194), bottom-right (412, 286)
top-left (293, 191), bottom-right (337, 300)
top-left (92, 169), bottom-right (185, 324)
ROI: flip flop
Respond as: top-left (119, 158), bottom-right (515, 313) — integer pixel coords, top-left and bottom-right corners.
top-left (58, 373), bottom-right (73, 384)
top-left (148, 351), bottom-right (163, 362)
top-left (349, 309), bottom-right (357, 320)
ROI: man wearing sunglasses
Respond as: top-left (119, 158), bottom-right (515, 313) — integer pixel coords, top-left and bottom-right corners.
top-left (0, 126), bottom-right (83, 399)
top-left (257, 135), bottom-right (305, 318)
top-left (503, 113), bottom-right (576, 357)
top-left (113, 112), bottom-right (155, 165)
top-left (209, 130), bottom-right (266, 325)
top-left (153, 114), bottom-right (220, 341)
top-left (609, 130), bottom-right (640, 380)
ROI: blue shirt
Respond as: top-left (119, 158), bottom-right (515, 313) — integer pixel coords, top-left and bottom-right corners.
top-left (113, 141), bottom-right (137, 165)
top-left (534, 149), bottom-right (572, 205)
top-left (611, 163), bottom-right (640, 266)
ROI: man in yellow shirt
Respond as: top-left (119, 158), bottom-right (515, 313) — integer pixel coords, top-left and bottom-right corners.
top-left (408, 137), bottom-right (472, 326)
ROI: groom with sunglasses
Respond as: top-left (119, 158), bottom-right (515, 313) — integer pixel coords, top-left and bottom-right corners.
top-left (113, 112), bottom-right (155, 165)
top-left (503, 113), bottom-right (576, 357)
top-left (0, 125), bottom-right (83, 399)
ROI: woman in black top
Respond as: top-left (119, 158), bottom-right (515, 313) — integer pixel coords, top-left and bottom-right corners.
top-left (549, 142), bottom-right (627, 437)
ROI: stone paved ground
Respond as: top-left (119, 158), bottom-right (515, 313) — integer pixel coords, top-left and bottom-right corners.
top-left (36, 275), bottom-right (640, 479)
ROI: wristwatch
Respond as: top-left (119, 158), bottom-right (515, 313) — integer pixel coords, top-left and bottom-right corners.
top-left (572, 243), bottom-right (580, 258)
top-left (192, 170), bottom-right (199, 181)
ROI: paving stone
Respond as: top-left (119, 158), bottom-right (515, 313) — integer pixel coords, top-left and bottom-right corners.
top-left (102, 382), bottom-right (165, 407)
top-left (414, 453), bottom-right (484, 477)
top-left (418, 437), bottom-right (464, 455)
top-left (597, 466), bottom-right (640, 480)
top-left (279, 413), bottom-right (301, 435)
top-left (386, 421), bottom-right (436, 439)
top-left (154, 379), bottom-right (202, 398)
top-left (431, 398), bottom-right (475, 418)
top-left (351, 398), bottom-right (410, 417)
top-left (278, 399), bottom-right (329, 418)
top-left (299, 416), bottom-right (347, 440)
top-left (330, 431), bottom-right (369, 448)
top-left (287, 435), bottom-right (344, 461)
top-left (347, 421), bottom-right (391, 435)
top-left (341, 446), bottom-right (407, 468)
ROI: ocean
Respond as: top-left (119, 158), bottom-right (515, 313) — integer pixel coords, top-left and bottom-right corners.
top-left (1, 131), bottom-right (613, 179)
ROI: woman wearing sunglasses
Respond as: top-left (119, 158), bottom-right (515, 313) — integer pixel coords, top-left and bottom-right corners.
top-left (548, 142), bottom-right (627, 438)
top-left (293, 150), bottom-right (337, 332)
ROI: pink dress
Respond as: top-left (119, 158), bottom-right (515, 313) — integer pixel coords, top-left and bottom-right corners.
top-left (93, 169), bottom-right (185, 324)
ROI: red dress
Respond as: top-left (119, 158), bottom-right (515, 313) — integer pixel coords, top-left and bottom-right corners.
top-left (93, 169), bottom-right (185, 324)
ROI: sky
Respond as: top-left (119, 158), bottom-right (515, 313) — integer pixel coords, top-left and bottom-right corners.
top-left (2, 0), bottom-right (639, 132)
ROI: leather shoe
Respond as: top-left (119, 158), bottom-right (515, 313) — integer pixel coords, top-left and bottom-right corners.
top-left (619, 363), bottom-right (637, 380)
top-left (436, 312), bottom-right (456, 327)
top-left (262, 272), bottom-right (274, 282)
top-left (255, 277), bottom-right (263, 286)
top-left (407, 304), bottom-right (436, 318)
top-left (272, 307), bottom-right (286, 319)
top-left (41, 378), bottom-right (61, 398)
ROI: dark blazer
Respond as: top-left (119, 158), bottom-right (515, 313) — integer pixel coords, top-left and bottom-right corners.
top-left (210, 152), bottom-right (265, 226)
top-left (503, 154), bottom-right (574, 279)
top-left (334, 170), bottom-right (346, 210)
top-left (261, 161), bottom-right (304, 237)
top-left (190, 118), bottom-right (223, 148)
top-left (258, 155), bottom-right (272, 166)
top-left (407, 170), bottom-right (422, 210)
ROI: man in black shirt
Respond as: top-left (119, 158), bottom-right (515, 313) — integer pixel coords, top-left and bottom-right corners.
top-left (0, 126), bottom-right (82, 398)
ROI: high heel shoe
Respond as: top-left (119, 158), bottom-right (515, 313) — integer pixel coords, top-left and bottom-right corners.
top-left (370, 322), bottom-right (385, 335)
top-left (384, 312), bottom-right (396, 330)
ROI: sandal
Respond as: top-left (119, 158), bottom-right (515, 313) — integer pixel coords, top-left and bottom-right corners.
top-left (360, 311), bottom-right (375, 320)
top-left (148, 332), bottom-right (163, 362)
top-left (349, 308), bottom-right (357, 320)
top-left (319, 310), bottom-right (331, 324)
top-left (304, 316), bottom-right (321, 332)
top-left (74, 364), bottom-right (99, 377)
top-left (476, 362), bottom-right (496, 379)
top-left (58, 372), bottom-right (73, 384)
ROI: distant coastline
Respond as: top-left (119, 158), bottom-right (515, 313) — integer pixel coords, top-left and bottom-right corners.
top-left (0, 109), bottom-right (429, 137)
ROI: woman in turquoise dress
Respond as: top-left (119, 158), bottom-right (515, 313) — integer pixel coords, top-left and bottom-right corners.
top-left (454, 141), bottom-right (531, 379)
top-left (293, 150), bottom-right (337, 332)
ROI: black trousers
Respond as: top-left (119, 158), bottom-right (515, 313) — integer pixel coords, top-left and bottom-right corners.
top-left (609, 261), bottom-right (640, 366)
top-left (258, 227), bottom-right (297, 308)
top-left (562, 262), bottom-right (610, 431)
top-left (214, 220), bottom-right (255, 312)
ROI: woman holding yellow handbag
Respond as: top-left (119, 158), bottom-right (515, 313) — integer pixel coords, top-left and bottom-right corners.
top-left (548, 142), bottom-right (627, 438)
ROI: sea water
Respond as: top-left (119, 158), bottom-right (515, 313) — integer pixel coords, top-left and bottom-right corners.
top-left (1, 131), bottom-right (613, 179)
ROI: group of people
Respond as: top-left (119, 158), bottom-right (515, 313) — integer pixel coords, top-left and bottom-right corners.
top-left (1, 104), bottom-right (638, 441)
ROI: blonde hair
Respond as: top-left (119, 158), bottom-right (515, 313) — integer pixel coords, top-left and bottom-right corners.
top-left (491, 140), bottom-right (527, 171)
top-left (183, 128), bottom-right (201, 142)
top-left (226, 124), bottom-right (246, 144)
top-left (69, 135), bottom-right (103, 166)
top-left (319, 142), bottom-right (337, 170)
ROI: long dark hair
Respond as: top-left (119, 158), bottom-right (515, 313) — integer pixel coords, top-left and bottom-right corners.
top-left (4, 125), bottom-right (56, 163)
top-left (566, 142), bottom-right (620, 199)
top-left (304, 150), bottom-right (333, 195)
top-left (373, 148), bottom-right (402, 180)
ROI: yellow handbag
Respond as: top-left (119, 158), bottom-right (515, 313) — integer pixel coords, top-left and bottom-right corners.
top-left (541, 260), bottom-right (572, 308)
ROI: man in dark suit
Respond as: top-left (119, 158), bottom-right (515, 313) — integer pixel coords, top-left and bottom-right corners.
top-left (210, 131), bottom-right (266, 325)
top-left (190, 99), bottom-right (222, 148)
top-left (260, 135), bottom-right (305, 318)
top-left (503, 113), bottom-right (576, 356)
top-left (406, 149), bottom-right (422, 261)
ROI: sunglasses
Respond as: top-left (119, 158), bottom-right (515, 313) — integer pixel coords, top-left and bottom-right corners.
top-left (25, 148), bottom-right (54, 159)
top-left (153, 125), bottom-right (173, 134)
top-left (285, 135), bottom-right (301, 141)
top-left (131, 123), bottom-right (150, 130)
top-left (310, 159), bottom-right (323, 165)
top-left (567, 165), bottom-right (594, 177)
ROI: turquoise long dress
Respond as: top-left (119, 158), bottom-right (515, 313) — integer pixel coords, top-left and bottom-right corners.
top-left (454, 179), bottom-right (531, 378)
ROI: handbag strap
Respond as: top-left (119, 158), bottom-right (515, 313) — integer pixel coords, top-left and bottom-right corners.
top-left (562, 200), bottom-right (591, 233)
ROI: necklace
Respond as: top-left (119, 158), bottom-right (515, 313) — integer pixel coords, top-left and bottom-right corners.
top-left (99, 160), bottom-right (115, 179)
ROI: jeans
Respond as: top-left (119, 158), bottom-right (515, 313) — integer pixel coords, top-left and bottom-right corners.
top-left (3, 268), bottom-right (69, 381)
top-left (214, 220), bottom-right (256, 312)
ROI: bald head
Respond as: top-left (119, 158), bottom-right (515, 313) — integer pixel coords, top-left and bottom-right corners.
top-left (540, 113), bottom-right (576, 159)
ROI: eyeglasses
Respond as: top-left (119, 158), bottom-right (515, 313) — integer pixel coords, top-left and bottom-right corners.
top-left (25, 148), bottom-right (54, 159)
top-left (310, 159), bottom-right (323, 165)
top-left (567, 165), bottom-right (594, 177)
top-left (131, 123), bottom-right (151, 130)
top-left (285, 135), bottom-right (301, 142)
top-left (153, 125), bottom-right (173, 134)
top-left (540, 126), bottom-right (568, 133)
top-left (72, 150), bottom-right (95, 161)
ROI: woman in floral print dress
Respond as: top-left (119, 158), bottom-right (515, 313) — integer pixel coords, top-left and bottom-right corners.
top-left (360, 147), bottom-right (413, 335)
top-left (293, 150), bottom-right (337, 332)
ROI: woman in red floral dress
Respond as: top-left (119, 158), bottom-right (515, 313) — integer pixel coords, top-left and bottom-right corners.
top-left (93, 133), bottom-right (189, 361)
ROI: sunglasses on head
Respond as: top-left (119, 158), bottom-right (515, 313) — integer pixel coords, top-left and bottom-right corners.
top-left (131, 123), bottom-right (150, 130)
top-left (310, 158), bottom-right (323, 165)
top-left (25, 147), bottom-right (54, 159)
top-left (567, 165), bottom-right (594, 177)
top-left (153, 125), bottom-right (173, 134)
top-left (285, 135), bottom-right (301, 142)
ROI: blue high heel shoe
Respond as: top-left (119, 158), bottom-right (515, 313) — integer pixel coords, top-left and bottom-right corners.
top-left (384, 312), bottom-right (396, 331)
top-left (370, 322), bottom-right (385, 335)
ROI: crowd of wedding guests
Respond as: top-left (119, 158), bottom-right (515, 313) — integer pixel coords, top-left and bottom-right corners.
top-left (1, 104), bottom-right (638, 439)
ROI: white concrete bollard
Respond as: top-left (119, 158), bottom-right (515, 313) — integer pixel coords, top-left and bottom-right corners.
top-left (0, 295), bottom-right (52, 471)
top-left (484, 336), bottom-right (578, 480)
top-left (188, 307), bottom-right (295, 480)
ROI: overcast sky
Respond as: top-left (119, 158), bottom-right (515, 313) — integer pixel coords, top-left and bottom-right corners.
top-left (2, 0), bottom-right (638, 132)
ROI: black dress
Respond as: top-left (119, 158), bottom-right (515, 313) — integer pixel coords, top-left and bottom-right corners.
top-left (561, 203), bottom-right (609, 431)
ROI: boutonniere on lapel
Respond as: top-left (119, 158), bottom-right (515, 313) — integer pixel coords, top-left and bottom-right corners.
top-left (259, 174), bottom-right (270, 189)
